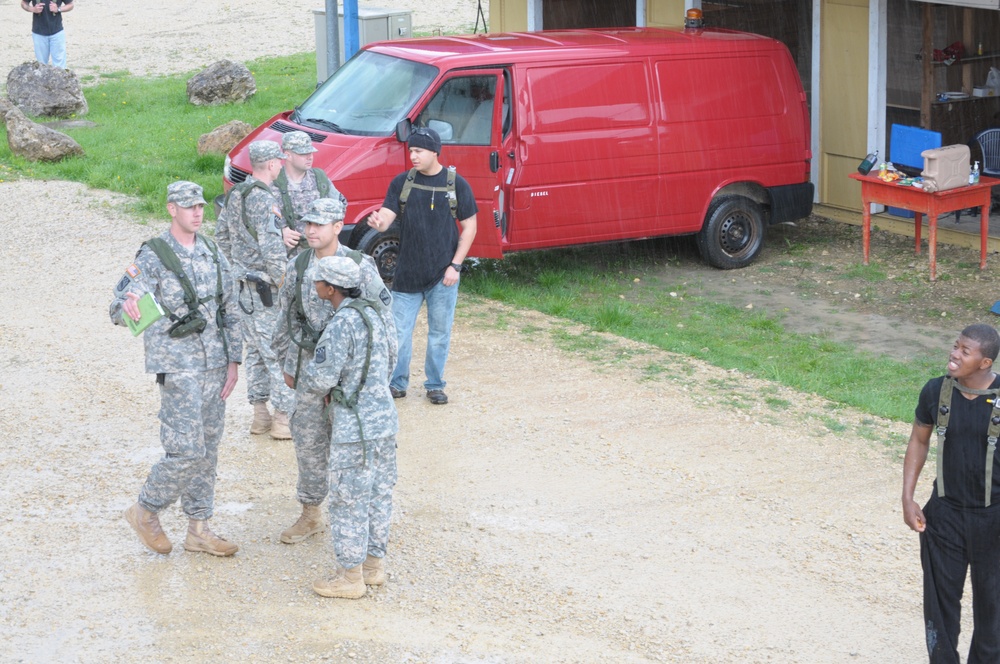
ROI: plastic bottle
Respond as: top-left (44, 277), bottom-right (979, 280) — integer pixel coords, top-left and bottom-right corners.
top-left (972, 161), bottom-right (980, 184)
top-left (858, 149), bottom-right (879, 175)
top-left (979, 41), bottom-right (984, 56)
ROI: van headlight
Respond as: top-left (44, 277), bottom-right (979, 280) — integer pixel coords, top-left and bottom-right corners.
top-left (223, 155), bottom-right (232, 181)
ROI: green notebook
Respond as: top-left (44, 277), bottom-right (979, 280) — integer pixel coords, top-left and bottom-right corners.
top-left (125, 292), bottom-right (166, 337)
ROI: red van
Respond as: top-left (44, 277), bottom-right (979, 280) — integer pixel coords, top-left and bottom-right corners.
top-left (223, 26), bottom-right (813, 277)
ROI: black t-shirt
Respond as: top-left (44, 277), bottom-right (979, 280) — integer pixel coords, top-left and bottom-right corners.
top-left (28, 0), bottom-right (68, 37)
top-left (916, 374), bottom-right (1000, 508)
top-left (382, 167), bottom-right (477, 293)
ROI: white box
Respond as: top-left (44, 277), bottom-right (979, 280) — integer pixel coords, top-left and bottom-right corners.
top-left (974, 86), bottom-right (996, 97)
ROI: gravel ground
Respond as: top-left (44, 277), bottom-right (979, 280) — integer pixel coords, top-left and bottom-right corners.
top-left (0, 3), bottom-right (967, 662)
top-left (0, 179), bottom-right (943, 661)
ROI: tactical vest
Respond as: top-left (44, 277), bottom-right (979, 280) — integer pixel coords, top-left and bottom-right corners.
top-left (273, 167), bottom-right (333, 231)
top-left (286, 247), bottom-right (365, 386)
top-left (326, 298), bottom-right (379, 456)
top-left (223, 179), bottom-right (274, 241)
top-left (142, 234), bottom-right (231, 362)
top-left (398, 165), bottom-right (458, 220)
top-left (935, 376), bottom-right (1000, 506)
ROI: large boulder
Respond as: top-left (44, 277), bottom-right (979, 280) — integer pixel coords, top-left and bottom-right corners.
top-left (197, 119), bottom-right (253, 155)
top-left (186, 60), bottom-right (256, 106)
top-left (6, 61), bottom-right (88, 118)
top-left (5, 106), bottom-right (84, 162)
top-left (0, 97), bottom-right (14, 128)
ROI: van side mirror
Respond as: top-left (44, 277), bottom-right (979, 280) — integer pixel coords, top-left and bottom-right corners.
top-left (395, 120), bottom-right (412, 143)
top-left (427, 119), bottom-right (454, 142)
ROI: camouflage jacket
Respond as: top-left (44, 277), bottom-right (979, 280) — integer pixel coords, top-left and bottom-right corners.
top-left (272, 244), bottom-right (395, 380)
top-left (300, 296), bottom-right (398, 443)
top-left (109, 230), bottom-right (242, 374)
top-left (223, 176), bottom-right (288, 287)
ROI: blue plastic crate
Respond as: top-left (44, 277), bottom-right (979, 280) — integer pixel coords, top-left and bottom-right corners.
top-left (887, 124), bottom-right (942, 218)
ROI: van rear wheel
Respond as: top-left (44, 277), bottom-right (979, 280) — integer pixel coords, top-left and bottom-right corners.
top-left (696, 196), bottom-right (765, 269)
top-left (356, 227), bottom-right (401, 285)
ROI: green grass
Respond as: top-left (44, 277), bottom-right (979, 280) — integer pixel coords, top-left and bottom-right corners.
top-left (463, 245), bottom-right (940, 423)
top-left (0, 53), bottom-right (315, 218)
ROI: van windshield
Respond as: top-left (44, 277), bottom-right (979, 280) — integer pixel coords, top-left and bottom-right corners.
top-left (292, 51), bottom-right (438, 136)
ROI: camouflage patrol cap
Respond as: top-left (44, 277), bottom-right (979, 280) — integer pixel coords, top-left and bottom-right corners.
top-left (301, 197), bottom-right (347, 225)
top-left (166, 180), bottom-right (207, 208)
top-left (308, 255), bottom-right (361, 288)
top-left (248, 140), bottom-right (287, 163)
top-left (282, 131), bottom-right (319, 155)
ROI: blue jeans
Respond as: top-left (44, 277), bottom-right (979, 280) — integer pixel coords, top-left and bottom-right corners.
top-left (390, 278), bottom-right (459, 392)
top-left (32, 30), bottom-right (66, 68)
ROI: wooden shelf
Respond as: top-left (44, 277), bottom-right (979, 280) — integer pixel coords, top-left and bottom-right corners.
top-left (925, 52), bottom-right (999, 66)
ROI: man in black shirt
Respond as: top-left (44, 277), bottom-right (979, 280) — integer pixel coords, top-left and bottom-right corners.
top-left (366, 127), bottom-right (477, 406)
top-left (902, 323), bottom-right (1000, 664)
top-left (20, 0), bottom-right (74, 69)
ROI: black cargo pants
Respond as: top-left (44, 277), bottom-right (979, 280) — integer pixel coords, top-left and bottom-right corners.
top-left (919, 494), bottom-right (1000, 664)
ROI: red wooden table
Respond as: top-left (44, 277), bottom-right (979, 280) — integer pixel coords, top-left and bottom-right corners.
top-left (849, 172), bottom-right (998, 280)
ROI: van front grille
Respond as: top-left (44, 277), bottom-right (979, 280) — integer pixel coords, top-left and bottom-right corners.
top-left (229, 165), bottom-right (250, 184)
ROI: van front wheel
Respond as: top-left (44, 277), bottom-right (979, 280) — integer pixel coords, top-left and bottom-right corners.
top-left (696, 196), bottom-right (765, 269)
top-left (356, 228), bottom-right (401, 285)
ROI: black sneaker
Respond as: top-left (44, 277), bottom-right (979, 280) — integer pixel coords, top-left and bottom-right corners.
top-left (390, 386), bottom-right (406, 399)
top-left (426, 389), bottom-right (448, 405)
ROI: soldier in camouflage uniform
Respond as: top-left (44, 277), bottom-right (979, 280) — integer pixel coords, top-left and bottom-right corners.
top-left (271, 130), bottom-right (341, 255)
top-left (225, 139), bottom-right (296, 439)
top-left (111, 181), bottom-right (243, 557)
top-left (299, 256), bottom-right (398, 599)
top-left (272, 197), bottom-right (394, 545)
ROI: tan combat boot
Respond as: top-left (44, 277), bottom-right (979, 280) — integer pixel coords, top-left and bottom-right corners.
top-left (313, 565), bottom-right (366, 599)
top-left (280, 504), bottom-right (325, 544)
top-left (362, 554), bottom-right (385, 586)
top-left (183, 519), bottom-right (239, 557)
top-left (270, 411), bottom-right (292, 440)
top-left (250, 401), bottom-right (272, 435)
top-left (124, 503), bottom-right (172, 554)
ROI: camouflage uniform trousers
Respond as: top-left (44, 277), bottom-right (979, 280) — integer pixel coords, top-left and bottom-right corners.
top-left (289, 389), bottom-right (332, 505)
top-left (239, 283), bottom-right (295, 414)
top-left (138, 367), bottom-right (227, 521)
top-left (329, 434), bottom-right (397, 568)
top-left (245, 343), bottom-right (267, 404)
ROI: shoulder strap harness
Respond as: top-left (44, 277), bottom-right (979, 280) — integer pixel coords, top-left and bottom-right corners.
top-left (398, 165), bottom-right (457, 220)
top-left (142, 234), bottom-right (231, 362)
top-left (287, 248), bottom-right (366, 386)
top-left (325, 298), bottom-right (379, 464)
top-left (274, 167), bottom-right (333, 231)
top-left (935, 375), bottom-right (1000, 506)
top-left (223, 179), bottom-right (273, 241)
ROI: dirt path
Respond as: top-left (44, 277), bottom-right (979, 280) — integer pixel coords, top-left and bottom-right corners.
top-left (0, 180), bottom-right (942, 662)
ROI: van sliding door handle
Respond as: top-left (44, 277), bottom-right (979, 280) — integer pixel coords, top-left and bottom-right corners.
top-left (490, 151), bottom-right (500, 173)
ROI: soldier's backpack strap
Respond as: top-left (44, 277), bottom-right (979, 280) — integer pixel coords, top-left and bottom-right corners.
top-left (143, 235), bottom-right (230, 360)
top-left (397, 166), bottom-right (458, 220)
top-left (223, 179), bottom-right (273, 241)
top-left (313, 168), bottom-right (333, 198)
top-left (272, 169), bottom-right (297, 231)
top-left (287, 249), bottom-right (319, 387)
top-left (936, 376), bottom-right (1000, 506)
top-left (326, 299), bottom-right (378, 460)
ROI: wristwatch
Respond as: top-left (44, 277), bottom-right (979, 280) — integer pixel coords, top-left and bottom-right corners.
top-left (450, 262), bottom-right (463, 272)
